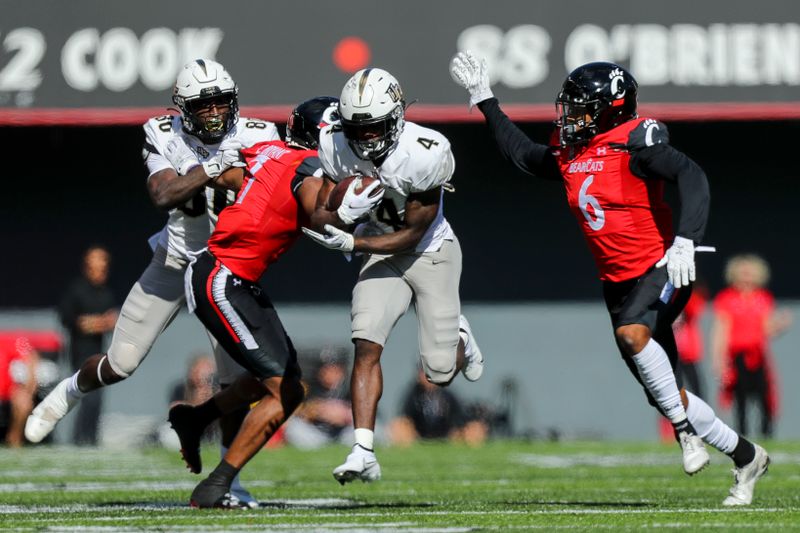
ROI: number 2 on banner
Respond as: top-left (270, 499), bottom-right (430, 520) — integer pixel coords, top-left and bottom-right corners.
top-left (578, 174), bottom-right (605, 231)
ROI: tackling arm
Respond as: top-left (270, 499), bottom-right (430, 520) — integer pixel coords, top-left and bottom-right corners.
top-left (308, 177), bottom-right (350, 231)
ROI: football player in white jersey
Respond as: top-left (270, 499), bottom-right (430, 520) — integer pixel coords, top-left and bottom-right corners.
top-left (26, 59), bottom-right (277, 507)
top-left (303, 68), bottom-right (484, 484)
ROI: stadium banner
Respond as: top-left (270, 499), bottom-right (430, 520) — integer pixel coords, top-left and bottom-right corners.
top-left (3, 0), bottom-right (800, 124)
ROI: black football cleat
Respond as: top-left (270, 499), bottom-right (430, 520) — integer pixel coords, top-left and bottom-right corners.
top-left (189, 477), bottom-right (240, 509)
top-left (168, 404), bottom-right (205, 474)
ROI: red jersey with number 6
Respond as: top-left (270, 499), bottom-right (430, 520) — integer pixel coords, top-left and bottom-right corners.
top-left (208, 140), bottom-right (320, 282)
top-left (554, 117), bottom-right (673, 282)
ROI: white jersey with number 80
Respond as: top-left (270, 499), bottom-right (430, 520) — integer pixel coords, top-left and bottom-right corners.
top-left (142, 115), bottom-right (279, 263)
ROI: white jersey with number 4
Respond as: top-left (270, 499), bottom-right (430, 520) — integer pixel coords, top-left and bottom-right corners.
top-left (142, 115), bottom-right (279, 262)
top-left (318, 121), bottom-right (455, 253)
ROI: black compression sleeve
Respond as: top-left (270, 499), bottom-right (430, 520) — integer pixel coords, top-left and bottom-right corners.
top-left (629, 144), bottom-right (710, 243)
top-left (476, 98), bottom-right (561, 180)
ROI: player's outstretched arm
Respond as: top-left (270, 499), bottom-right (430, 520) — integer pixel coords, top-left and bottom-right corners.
top-left (450, 50), bottom-right (560, 181)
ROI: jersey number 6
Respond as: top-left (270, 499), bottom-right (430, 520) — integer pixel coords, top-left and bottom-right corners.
top-left (578, 174), bottom-right (605, 231)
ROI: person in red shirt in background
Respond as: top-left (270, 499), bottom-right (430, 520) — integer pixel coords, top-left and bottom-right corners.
top-left (675, 284), bottom-right (709, 399)
top-left (0, 333), bottom-right (39, 447)
top-left (712, 255), bottom-right (792, 438)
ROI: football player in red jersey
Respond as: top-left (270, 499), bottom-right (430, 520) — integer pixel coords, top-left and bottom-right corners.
top-left (167, 97), bottom-right (383, 508)
top-left (451, 53), bottom-right (768, 506)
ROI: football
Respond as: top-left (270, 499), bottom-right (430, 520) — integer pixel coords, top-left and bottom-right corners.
top-left (325, 175), bottom-right (381, 210)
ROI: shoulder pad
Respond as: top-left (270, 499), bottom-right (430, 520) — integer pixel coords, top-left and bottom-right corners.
top-left (232, 117), bottom-right (280, 147)
top-left (142, 115), bottom-right (181, 156)
top-left (397, 124), bottom-right (454, 192)
top-left (627, 118), bottom-right (670, 150)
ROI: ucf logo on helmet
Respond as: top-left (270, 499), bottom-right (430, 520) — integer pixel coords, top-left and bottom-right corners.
top-left (386, 82), bottom-right (403, 103)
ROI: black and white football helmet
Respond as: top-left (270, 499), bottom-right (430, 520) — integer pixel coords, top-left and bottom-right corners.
top-left (172, 59), bottom-right (239, 144)
top-left (338, 68), bottom-right (406, 161)
top-left (556, 62), bottom-right (638, 147)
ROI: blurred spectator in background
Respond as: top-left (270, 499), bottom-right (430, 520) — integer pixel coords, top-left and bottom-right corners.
top-left (58, 245), bottom-right (117, 445)
top-left (169, 354), bottom-right (217, 408)
top-left (161, 354), bottom-right (219, 446)
top-left (673, 283), bottom-right (709, 399)
top-left (712, 254), bottom-right (792, 438)
top-left (0, 334), bottom-right (39, 447)
top-left (389, 367), bottom-right (488, 447)
top-left (284, 349), bottom-right (352, 450)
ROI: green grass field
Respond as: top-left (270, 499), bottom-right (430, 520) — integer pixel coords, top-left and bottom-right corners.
top-left (1, 440), bottom-right (799, 531)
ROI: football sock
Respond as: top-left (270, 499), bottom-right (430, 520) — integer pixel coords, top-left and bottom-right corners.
top-left (195, 398), bottom-right (223, 427)
top-left (222, 446), bottom-right (246, 494)
top-left (66, 372), bottom-right (85, 399)
top-left (354, 428), bottom-right (374, 451)
top-left (207, 459), bottom-right (239, 488)
top-left (631, 339), bottom-right (688, 425)
top-left (729, 436), bottom-right (757, 468)
top-left (685, 390), bottom-right (739, 454)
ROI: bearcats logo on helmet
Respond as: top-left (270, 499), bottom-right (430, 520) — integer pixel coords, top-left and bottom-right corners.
top-left (609, 68), bottom-right (626, 98)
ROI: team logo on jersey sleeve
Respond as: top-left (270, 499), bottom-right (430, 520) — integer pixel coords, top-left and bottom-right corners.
top-left (642, 119), bottom-right (661, 147)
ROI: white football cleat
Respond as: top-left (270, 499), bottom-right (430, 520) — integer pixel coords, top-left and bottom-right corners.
top-left (678, 431), bottom-right (710, 475)
top-left (722, 444), bottom-right (770, 506)
top-left (332, 444), bottom-right (382, 485)
top-left (459, 315), bottom-right (483, 382)
top-left (230, 476), bottom-right (259, 509)
top-left (25, 378), bottom-right (79, 443)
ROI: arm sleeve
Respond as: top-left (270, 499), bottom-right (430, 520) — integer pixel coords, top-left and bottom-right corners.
top-left (630, 144), bottom-right (710, 243)
top-left (476, 98), bottom-right (561, 180)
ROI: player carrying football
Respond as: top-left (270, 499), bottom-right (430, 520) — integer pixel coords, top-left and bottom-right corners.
top-left (302, 68), bottom-right (484, 484)
top-left (168, 96), bottom-right (371, 508)
top-left (450, 52), bottom-right (768, 506)
top-left (25, 59), bottom-right (277, 507)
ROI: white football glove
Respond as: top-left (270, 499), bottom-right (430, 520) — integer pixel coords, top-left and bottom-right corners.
top-left (337, 179), bottom-right (385, 225)
top-left (449, 50), bottom-right (494, 108)
top-left (302, 224), bottom-right (355, 253)
top-left (203, 139), bottom-right (245, 178)
top-left (164, 137), bottom-right (200, 175)
top-left (656, 236), bottom-right (696, 289)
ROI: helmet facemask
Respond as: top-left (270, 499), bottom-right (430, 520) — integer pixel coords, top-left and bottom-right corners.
top-left (556, 94), bottom-right (601, 147)
top-left (175, 89), bottom-right (238, 144)
top-left (341, 104), bottom-right (404, 161)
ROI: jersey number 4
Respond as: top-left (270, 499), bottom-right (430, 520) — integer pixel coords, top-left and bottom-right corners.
top-left (578, 174), bottom-right (605, 231)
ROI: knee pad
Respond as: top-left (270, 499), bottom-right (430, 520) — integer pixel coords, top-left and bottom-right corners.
top-left (106, 343), bottom-right (144, 378)
top-left (421, 352), bottom-right (457, 385)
